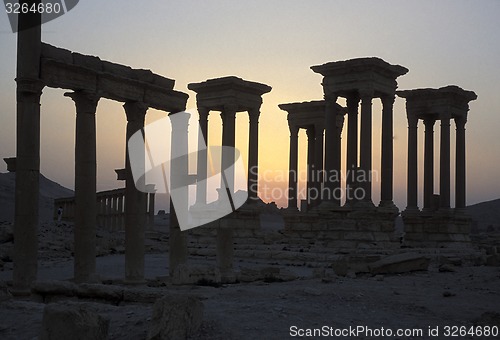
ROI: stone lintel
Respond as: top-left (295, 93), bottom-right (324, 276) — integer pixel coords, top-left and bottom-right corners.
top-left (311, 57), bottom-right (408, 98)
top-left (279, 100), bottom-right (346, 129)
top-left (397, 86), bottom-right (477, 120)
top-left (39, 43), bottom-right (186, 112)
top-left (188, 76), bottom-right (271, 112)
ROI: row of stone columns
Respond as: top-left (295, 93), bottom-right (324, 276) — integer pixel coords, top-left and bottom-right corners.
top-left (399, 86), bottom-right (476, 214)
top-left (405, 115), bottom-right (468, 213)
top-left (287, 122), bottom-right (325, 209)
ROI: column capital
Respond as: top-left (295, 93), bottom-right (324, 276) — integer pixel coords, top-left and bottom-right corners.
top-left (123, 101), bottom-right (148, 122)
top-left (423, 117), bottom-right (436, 127)
top-left (359, 88), bottom-right (375, 99)
top-left (381, 94), bottom-right (396, 106)
top-left (198, 106), bottom-right (210, 120)
top-left (248, 108), bottom-right (260, 121)
top-left (324, 92), bottom-right (338, 102)
top-left (16, 77), bottom-right (44, 100)
top-left (346, 92), bottom-right (360, 107)
top-left (407, 113), bottom-right (418, 127)
top-left (289, 124), bottom-right (299, 136)
top-left (455, 116), bottom-right (467, 129)
top-left (306, 126), bottom-right (315, 139)
top-left (314, 123), bottom-right (324, 137)
top-left (65, 91), bottom-right (100, 114)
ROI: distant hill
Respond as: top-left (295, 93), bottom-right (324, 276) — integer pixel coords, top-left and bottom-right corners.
top-left (0, 172), bottom-right (73, 223)
top-left (467, 198), bottom-right (500, 232)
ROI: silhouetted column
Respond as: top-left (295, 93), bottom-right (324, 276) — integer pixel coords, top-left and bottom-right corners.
top-left (324, 93), bottom-right (340, 205)
top-left (13, 5), bottom-right (43, 294)
top-left (440, 115), bottom-right (451, 210)
top-left (220, 105), bottom-right (237, 191)
top-left (455, 116), bottom-right (467, 211)
top-left (66, 91), bottom-right (99, 283)
top-left (406, 114), bottom-right (419, 212)
top-left (124, 101), bottom-right (148, 283)
top-left (346, 93), bottom-right (359, 204)
top-left (117, 195), bottom-right (124, 230)
top-left (169, 111), bottom-right (190, 276)
top-left (195, 107), bottom-right (209, 205)
top-left (306, 127), bottom-right (315, 206)
top-left (288, 124), bottom-right (299, 209)
top-left (149, 192), bottom-right (156, 226)
top-left (248, 108), bottom-right (260, 202)
top-left (380, 95), bottom-right (395, 207)
top-left (423, 118), bottom-right (435, 211)
top-left (313, 123), bottom-right (324, 206)
top-left (218, 105), bottom-right (237, 278)
top-left (359, 90), bottom-right (374, 205)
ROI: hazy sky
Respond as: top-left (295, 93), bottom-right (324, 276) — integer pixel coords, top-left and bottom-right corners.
top-left (1, 0), bottom-right (499, 210)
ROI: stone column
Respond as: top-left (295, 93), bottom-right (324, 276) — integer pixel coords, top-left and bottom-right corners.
top-left (359, 90), bottom-right (374, 205)
top-left (195, 107), bottom-right (209, 206)
top-left (440, 115), bottom-right (451, 210)
top-left (313, 123), bottom-right (324, 206)
top-left (65, 91), bottom-right (99, 283)
top-left (247, 108), bottom-right (260, 202)
top-left (455, 116), bottom-right (467, 211)
top-left (217, 105), bottom-right (237, 279)
top-left (169, 111), bottom-right (190, 276)
top-left (148, 192), bottom-right (156, 226)
top-left (288, 124), bottom-right (299, 209)
top-left (306, 127), bottom-right (315, 207)
top-left (380, 95), bottom-right (395, 207)
top-left (346, 93), bottom-right (359, 205)
top-left (406, 114), bottom-right (419, 212)
top-left (423, 118), bottom-right (435, 211)
top-left (220, 105), bottom-right (237, 193)
top-left (323, 93), bottom-right (340, 205)
top-left (12, 7), bottom-right (43, 294)
top-left (124, 101), bottom-right (148, 283)
top-left (117, 195), bottom-right (124, 230)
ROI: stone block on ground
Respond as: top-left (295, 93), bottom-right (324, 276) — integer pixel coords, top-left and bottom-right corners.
top-left (369, 252), bottom-right (430, 274)
top-left (40, 302), bottom-right (110, 340)
top-left (148, 294), bottom-right (204, 340)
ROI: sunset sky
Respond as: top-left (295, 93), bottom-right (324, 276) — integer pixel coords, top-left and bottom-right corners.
top-left (1, 1), bottom-right (499, 211)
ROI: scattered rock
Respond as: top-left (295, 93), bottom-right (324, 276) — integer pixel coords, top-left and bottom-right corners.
top-left (473, 311), bottom-right (500, 326)
top-left (148, 294), bottom-right (204, 340)
top-left (0, 281), bottom-right (12, 302)
top-left (40, 302), bottom-right (110, 340)
top-left (303, 287), bottom-right (322, 296)
top-left (369, 253), bottom-right (430, 274)
top-left (443, 291), bottom-right (456, 297)
top-left (439, 264), bottom-right (456, 272)
top-left (374, 275), bottom-right (384, 281)
top-left (32, 280), bottom-right (77, 298)
top-left (172, 264), bottom-right (221, 285)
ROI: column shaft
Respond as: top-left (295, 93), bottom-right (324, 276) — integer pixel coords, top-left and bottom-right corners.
top-left (455, 117), bottom-right (467, 210)
top-left (324, 94), bottom-right (340, 205)
top-left (423, 118), bottom-right (435, 211)
top-left (288, 125), bottom-right (299, 209)
top-left (313, 124), bottom-right (324, 207)
top-left (440, 116), bottom-right (451, 209)
top-left (359, 91), bottom-right (374, 204)
top-left (195, 107), bottom-right (209, 205)
top-left (406, 115), bottom-right (419, 211)
top-left (220, 106), bottom-right (237, 192)
top-left (66, 91), bottom-right (99, 283)
top-left (168, 111), bottom-right (190, 276)
top-left (13, 8), bottom-right (43, 294)
top-left (380, 95), bottom-right (395, 206)
top-left (124, 101), bottom-right (148, 283)
top-left (248, 109), bottom-right (260, 202)
top-left (306, 127), bottom-right (315, 207)
top-left (346, 94), bottom-right (359, 204)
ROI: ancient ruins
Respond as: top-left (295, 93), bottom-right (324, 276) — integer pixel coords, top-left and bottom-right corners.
top-left (11, 9), bottom-right (479, 297)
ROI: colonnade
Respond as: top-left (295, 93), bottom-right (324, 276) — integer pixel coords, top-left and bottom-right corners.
top-left (398, 86), bottom-right (477, 214)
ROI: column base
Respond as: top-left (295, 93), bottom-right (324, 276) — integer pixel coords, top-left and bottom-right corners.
top-left (10, 287), bottom-right (32, 297)
top-left (124, 277), bottom-right (147, 286)
top-left (402, 206), bottom-right (420, 217)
